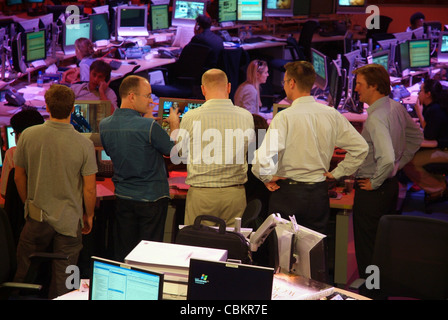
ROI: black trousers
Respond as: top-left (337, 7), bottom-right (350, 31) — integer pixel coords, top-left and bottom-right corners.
top-left (268, 180), bottom-right (330, 235)
top-left (353, 177), bottom-right (398, 278)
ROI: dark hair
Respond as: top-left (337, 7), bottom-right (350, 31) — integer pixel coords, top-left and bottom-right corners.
top-left (90, 59), bottom-right (112, 82)
top-left (44, 84), bottom-right (75, 119)
top-left (284, 61), bottom-right (316, 92)
top-left (10, 108), bottom-right (45, 134)
top-left (195, 14), bottom-right (211, 30)
top-left (410, 12), bottom-right (425, 26)
top-left (352, 64), bottom-right (391, 96)
top-left (422, 78), bottom-right (443, 103)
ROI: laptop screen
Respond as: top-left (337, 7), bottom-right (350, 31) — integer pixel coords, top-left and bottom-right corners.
top-left (89, 257), bottom-right (163, 300)
top-left (187, 258), bottom-right (274, 300)
top-left (441, 34), bottom-right (448, 53)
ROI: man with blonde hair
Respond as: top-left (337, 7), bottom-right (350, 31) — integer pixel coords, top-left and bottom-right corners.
top-left (176, 69), bottom-right (254, 227)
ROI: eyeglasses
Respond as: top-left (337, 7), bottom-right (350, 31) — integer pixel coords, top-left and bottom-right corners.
top-left (130, 92), bottom-right (152, 99)
top-left (281, 78), bottom-right (293, 86)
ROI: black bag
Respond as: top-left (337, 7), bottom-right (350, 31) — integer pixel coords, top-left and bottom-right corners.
top-left (175, 215), bottom-right (252, 264)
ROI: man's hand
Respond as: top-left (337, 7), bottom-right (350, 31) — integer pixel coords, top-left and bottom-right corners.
top-left (264, 176), bottom-right (286, 192)
top-left (357, 178), bottom-right (373, 190)
top-left (82, 214), bottom-right (93, 235)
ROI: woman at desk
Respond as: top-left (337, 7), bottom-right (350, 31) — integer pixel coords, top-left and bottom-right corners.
top-left (234, 60), bottom-right (269, 114)
top-left (62, 38), bottom-right (97, 84)
top-left (404, 79), bottom-right (448, 205)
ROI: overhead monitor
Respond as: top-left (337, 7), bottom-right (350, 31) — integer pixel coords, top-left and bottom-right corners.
top-left (116, 5), bottom-right (149, 37)
top-left (408, 39), bottom-right (431, 68)
top-left (335, 0), bottom-right (366, 14)
top-left (237, 0), bottom-right (263, 21)
top-left (264, 0), bottom-right (294, 17)
top-left (367, 50), bottom-right (390, 72)
top-left (150, 4), bottom-right (170, 31)
top-left (6, 0), bottom-right (22, 5)
top-left (172, 0), bottom-right (206, 26)
top-left (62, 20), bottom-right (92, 55)
top-left (89, 256), bottom-right (163, 300)
top-left (24, 30), bottom-right (46, 63)
top-left (89, 13), bottom-right (110, 42)
top-left (218, 0), bottom-right (237, 23)
top-left (311, 48), bottom-right (329, 90)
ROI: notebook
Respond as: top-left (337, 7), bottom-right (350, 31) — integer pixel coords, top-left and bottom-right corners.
top-left (89, 256), bottom-right (164, 300)
top-left (187, 258), bottom-right (274, 300)
top-left (437, 32), bottom-right (448, 63)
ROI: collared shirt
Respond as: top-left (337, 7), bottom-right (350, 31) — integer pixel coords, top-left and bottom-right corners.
top-left (70, 82), bottom-right (118, 110)
top-left (99, 108), bottom-right (174, 201)
top-left (252, 96), bottom-right (369, 183)
top-left (177, 99), bottom-right (255, 187)
top-left (14, 121), bottom-right (98, 237)
top-left (234, 82), bottom-right (260, 114)
top-left (356, 96), bottom-right (423, 189)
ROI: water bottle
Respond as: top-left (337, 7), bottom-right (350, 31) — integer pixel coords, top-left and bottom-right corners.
top-left (37, 71), bottom-right (43, 87)
top-left (393, 85), bottom-right (401, 102)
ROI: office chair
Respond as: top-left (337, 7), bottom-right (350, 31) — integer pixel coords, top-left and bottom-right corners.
top-left (241, 198), bottom-right (262, 229)
top-left (269, 20), bottom-right (321, 73)
top-left (151, 43), bottom-right (213, 100)
top-left (0, 208), bottom-right (69, 300)
top-left (217, 47), bottom-right (249, 101)
top-left (369, 215), bottom-right (448, 300)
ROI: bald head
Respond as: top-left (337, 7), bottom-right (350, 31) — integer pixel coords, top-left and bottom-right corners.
top-left (201, 69), bottom-right (231, 100)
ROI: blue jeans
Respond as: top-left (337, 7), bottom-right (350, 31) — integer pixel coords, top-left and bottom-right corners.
top-left (113, 197), bottom-right (169, 262)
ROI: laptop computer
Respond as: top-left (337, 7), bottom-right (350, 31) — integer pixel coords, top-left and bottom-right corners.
top-left (89, 256), bottom-right (164, 300)
top-left (437, 32), bottom-right (448, 63)
top-left (187, 258), bottom-right (274, 300)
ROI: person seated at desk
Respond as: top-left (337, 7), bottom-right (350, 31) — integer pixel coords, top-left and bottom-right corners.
top-left (70, 60), bottom-right (118, 112)
top-left (189, 14), bottom-right (224, 69)
top-left (406, 12), bottom-right (425, 32)
top-left (0, 108), bottom-right (45, 199)
top-left (234, 60), bottom-right (269, 114)
top-left (62, 38), bottom-right (98, 84)
top-left (403, 79), bottom-right (448, 205)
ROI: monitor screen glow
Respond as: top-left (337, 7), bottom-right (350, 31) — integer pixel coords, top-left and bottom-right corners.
top-left (64, 21), bottom-right (92, 47)
top-left (237, 0), bottom-right (263, 21)
top-left (151, 5), bottom-right (170, 31)
top-left (219, 0), bottom-right (237, 23)
top-left (172, 0), bottom-right (206, 26)
top-left (89, 13), bottom-right (110, 42)
top-left (311, 48), bottom-right (328, 90)
top-left (409, 39), bottom-right (431, 68)
top-left (335, 0), bottom-right (366, 14)
top-left (25, 30), bottom-right (46, 63)
top-left (264, 0), bottom-right (293, 17)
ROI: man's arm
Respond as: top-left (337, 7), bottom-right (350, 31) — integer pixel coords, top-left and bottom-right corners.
top-left (14, 166), bottom-right (27, 204)
top-left (82, 173), bottom-right (97, 235)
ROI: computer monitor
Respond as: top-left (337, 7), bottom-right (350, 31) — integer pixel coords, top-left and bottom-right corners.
top-left (437, 31), bottom-right (448, 62)
top-left (395, 40), bottom-right (410, 76)
top-left (24, 30), bottom-right (46, 63)
top-left (5, 125), bottom-right (16, 149)
top-left (237, 0), bottom-right (263, 21)
top-left (409, 39), bottom-right (431, 68)
top-left (62, 20), bottom-right (92, 55)
top-left (327, 60), bottom-right (345, 109)
top-left (116, 5), bottom-right (149, 37)
top-left (157, 97), bottom-right (204, 129)
top-left (393, 31), bottom-right (413, 44)
top-left (150, 4), bottom-right (170, 31)
top-left (171, 0), bottom-right (207, 26)
top-left (89, 13), bottom-right (110, 42)
top-left (335, 0), bottom-right (367, 14)
top-left (46, 5), bottom-right (85, 23)
top-left (218, 0), bottom-right (237, 24)
top-left (17, 18), bottom-right (40, 33)
top-left (71, 100), bottom-right (112, 133)
top-left (264, 0), bottom-right (294, 17)
top-left (89, 256), bottom-right (164, 300)
top-left (367, 50), bottom-right (390, 72)
top-left (311, 48), bottom-right (329, 91)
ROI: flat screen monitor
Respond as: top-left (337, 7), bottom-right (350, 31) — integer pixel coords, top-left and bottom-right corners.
top-left (89, 13), bottom-right (110, 42)
top-left (116, 6), bottom-right (149, 37)
top-left (237, 0), bottom-right (263, 21)
top-left (187, 258), bottom-right (274, 300)
top-left (437, 31), bottom-right (448, 61)
top-left (157, 97), bottom-right (204, 129)
top-left (71, 100), bottom-right (112, 133)
top-left (17, 18), bottom-right (40, 33)
top-left (24, 30), bottom-right (46, 63)
top-left (172, 0), bottom-right (207, 26)
top-left (89, 256), bottom-right (163, 300)
top-left (92, 4), bottom-right (110, 15)
top-left (6, 0), bottom-right (22, 5)
top-left (396, 40), bottom-right (410, 76)
top-left (311, 48), bottom-right (328, 90)
top-left (409, 39), bottom-right (431, 68)
top-left (218, 0), bottom-right (237, 23)
top-left (393, 31), bottom-right (413, 44)
top-left (62, 20), bottom-right (92, 55)
top-left (150, 4), bottom-right (170, 31)
top-left (335, 0), bottom-right (367, 14)
top-left (264, 0), bottom-right (294, 17)
top-left (6, 125), bottom-right (16, 149)
top-left (328, 60), bottom-right (345, 109)
top-left (367, 50), bottom-right (390, 72)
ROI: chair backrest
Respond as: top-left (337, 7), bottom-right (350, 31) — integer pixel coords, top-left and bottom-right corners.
top-left (175, 43), bottom-right (213, 84)
top-left (218, 47), bottom-right (249, 100)
top-left (372, 215), bottom-right (448, 300)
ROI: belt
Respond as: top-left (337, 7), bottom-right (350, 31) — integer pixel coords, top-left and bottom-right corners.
top-left (282, 179), bottom-right (322, 185)
top-left (191, 184), bottom-right (244, 188)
